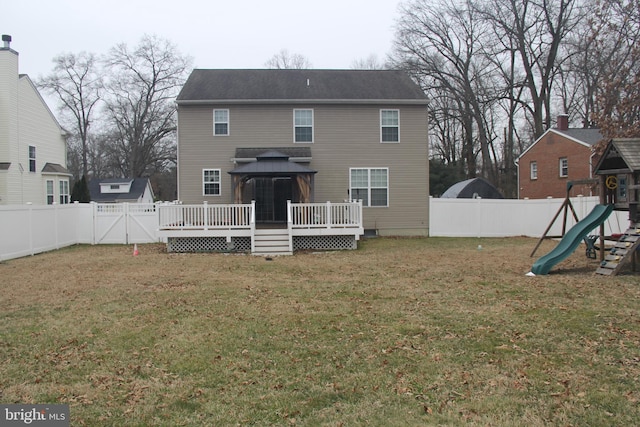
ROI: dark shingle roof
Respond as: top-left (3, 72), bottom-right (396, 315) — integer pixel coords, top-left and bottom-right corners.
top-left (177, 69), bottom-right (428, 104)
top-left (556, 128), bottom-right (604, 146)
top-left (0, 162), bottom-right (10, 170)
top-left (229, 150), bottom-right (316, 176)
top-left (41, 162), bottom-right (71, 175)
top-left (88, 178), bottom-right (152, 202)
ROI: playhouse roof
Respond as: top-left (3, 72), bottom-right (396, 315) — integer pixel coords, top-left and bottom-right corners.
top-left (594, 138), bottom-right (640, 174)
top-left (441, 177), bottom-right (504, 199)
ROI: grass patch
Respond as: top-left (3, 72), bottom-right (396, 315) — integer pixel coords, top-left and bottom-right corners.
top-left (1, 238), bottom-right (639, 425)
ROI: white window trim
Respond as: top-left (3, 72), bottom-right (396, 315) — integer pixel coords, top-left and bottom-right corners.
top-left (530, 161), bottom-right (537, 180)
top-left (59, 180), bottom-right (70, 204)
top-left (349, 167), bottom-right (389, 208)
top-left (28, 145), bottom-right (36, 172)
top-left (213, 109), bottom-right (230, 136)
top-left (559, 158), bottom-right (568, 178)
top-left (46, 180), bottom-right (54, 205)
top-left (380, 109), bottom-right (400, 143)
top-left (202, 169), bottom-right (222, 196)
top-left (293, 109), bottom-right (314, 143)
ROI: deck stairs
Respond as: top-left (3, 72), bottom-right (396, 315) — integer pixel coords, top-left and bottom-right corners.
top-left (252, 228), bottom-right (292, 256)
top-left (595, 224), bottom-right (640, 276)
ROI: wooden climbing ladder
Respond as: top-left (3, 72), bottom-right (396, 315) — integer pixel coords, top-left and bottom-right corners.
top-left (595, 224), bottom-right (640, 276)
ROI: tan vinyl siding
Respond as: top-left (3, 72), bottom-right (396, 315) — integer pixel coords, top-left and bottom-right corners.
top-left (177, 103), bottom-right (429, 235)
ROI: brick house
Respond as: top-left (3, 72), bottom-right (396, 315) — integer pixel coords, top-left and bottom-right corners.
top-left (516, 115), bottom-right (604, 199)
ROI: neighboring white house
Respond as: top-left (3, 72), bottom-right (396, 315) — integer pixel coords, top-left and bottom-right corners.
top-left (88, 178), bottom-right (155, 203)
top-left (0, 35), bottom-right (70, 205)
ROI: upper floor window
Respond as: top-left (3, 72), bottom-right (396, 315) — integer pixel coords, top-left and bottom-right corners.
top-left (59, 180), bottom-right (70, 204)
top-left (380, 110), bottom-right (399, 143)
top-left (530, 161), bottom-right (537, 180)
top-left (203, 169), bottom-right (221, 196)
top-left (46, 180), bottom-right (54, 205)
top-left (294, 109), bottom-right (313, 143)
top-left (559, 158), bottom-right (568, 177)
top-left (28, 146), bottom-right (36, 172)
top-left (350, 168), bottom-right (389, 207)
top-left (214, 109), bottom-right (229, 136)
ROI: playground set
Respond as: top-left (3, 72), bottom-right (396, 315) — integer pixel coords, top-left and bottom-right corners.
top-left (530, 138), bottom-right (640, 276)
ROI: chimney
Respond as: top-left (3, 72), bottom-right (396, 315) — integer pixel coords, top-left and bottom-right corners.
top-left (557, 114), bottom-right (569, 131)
top-left (2, 34), bottom-right (11, 49)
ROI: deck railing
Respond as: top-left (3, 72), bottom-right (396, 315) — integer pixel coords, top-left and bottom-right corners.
top-left (158, 201), bottom-right (254, 230)
top-left (288, 200), bottom-right (363, 229)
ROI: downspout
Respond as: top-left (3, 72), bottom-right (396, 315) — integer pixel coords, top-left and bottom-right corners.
top-left (514, 159), bottom-right (520, 199)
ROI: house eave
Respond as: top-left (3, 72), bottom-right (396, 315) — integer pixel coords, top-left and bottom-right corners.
top-left (232, 157), bottom-right (312, 163)
top-left (41, 171), bottom-right (73, 177)
top-left (177, 99), bottom-right (430, 106)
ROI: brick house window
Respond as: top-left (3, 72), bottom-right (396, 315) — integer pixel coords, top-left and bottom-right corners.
top-left (559, 158), bottom-right (568, 177)
top-left (530, 161), bottom-right (537, 180)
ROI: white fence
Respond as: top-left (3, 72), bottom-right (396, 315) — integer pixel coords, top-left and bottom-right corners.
top-left (0, 202), bottom-right (160, 261)
top-left (429, 196), bottom-right (627, 237)
top-left (0, 197), bottom-right (630, 261)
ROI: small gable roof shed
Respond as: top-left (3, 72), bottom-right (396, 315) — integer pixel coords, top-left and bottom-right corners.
top-left (89, 178), bottom-right (155, 203)
top-left (441, 177), bottom-right (504, 199)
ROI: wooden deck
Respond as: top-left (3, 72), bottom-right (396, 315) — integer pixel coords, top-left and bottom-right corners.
top-left (157, 201), bottom-right (364, 254)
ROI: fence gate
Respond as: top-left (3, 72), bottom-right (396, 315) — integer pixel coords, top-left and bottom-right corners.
top-left (93, 203), bottom-right (159, 244)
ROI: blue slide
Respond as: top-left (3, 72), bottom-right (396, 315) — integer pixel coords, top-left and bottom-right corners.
top-left (531, 204), bottom-right (614, 275)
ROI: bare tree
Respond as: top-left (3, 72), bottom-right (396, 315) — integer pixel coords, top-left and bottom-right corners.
top-left (351, 54), bottom-right (387, 70)
top-left (265, 49), bottom-right (312, 69)
top-left (478, 0), bottom-right (581, 138)
top-left (590, 0), bottom-right (640, 139)
top-left (393, 0), bottom-right (500, 180)
top-left (38, 52), bottom-right (102, 179)
top-left (102, 35), bottom-right (192, 178)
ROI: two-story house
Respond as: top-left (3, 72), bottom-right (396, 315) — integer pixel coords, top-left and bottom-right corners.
top-left (0, 35), bottom-right (70, 205)
top-left (516, 115), bottom-right (603, 199)
top-left (174, 69), bottom-right (429, 239)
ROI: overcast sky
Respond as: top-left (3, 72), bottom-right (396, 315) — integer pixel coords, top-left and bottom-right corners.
top-left (1, 0), bottom-right (403, 79)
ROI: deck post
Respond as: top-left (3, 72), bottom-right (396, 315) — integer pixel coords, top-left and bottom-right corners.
top-left (203, 201), bottom-right (209, 230)
top-left (326, 201), bottom-right (332, 229)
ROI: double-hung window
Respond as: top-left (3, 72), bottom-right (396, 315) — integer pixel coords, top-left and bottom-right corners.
top-left (530, 161), bottom-right (537, 180)
top-left (214, 109), bottom-right (229, 136)
top-left (46, 180), bottom-right (54, 205)
top-left (59, 180), bottom-right (70, 204)
top-left (203, 169), bottom-right (221, 196)
top-left (559, 158), bottom-right (568, 177)
top-left (294, 109), bottom-right (313, 143)
top-left (380, 109), bottom-right (399, 142)
top-left (350, 168), bottom-right (389, 207)
top-left (28, 146), bottom-right (36, 172)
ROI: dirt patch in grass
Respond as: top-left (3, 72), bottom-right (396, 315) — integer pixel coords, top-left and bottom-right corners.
top-left (1, 238), bottom-right (639, 426)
